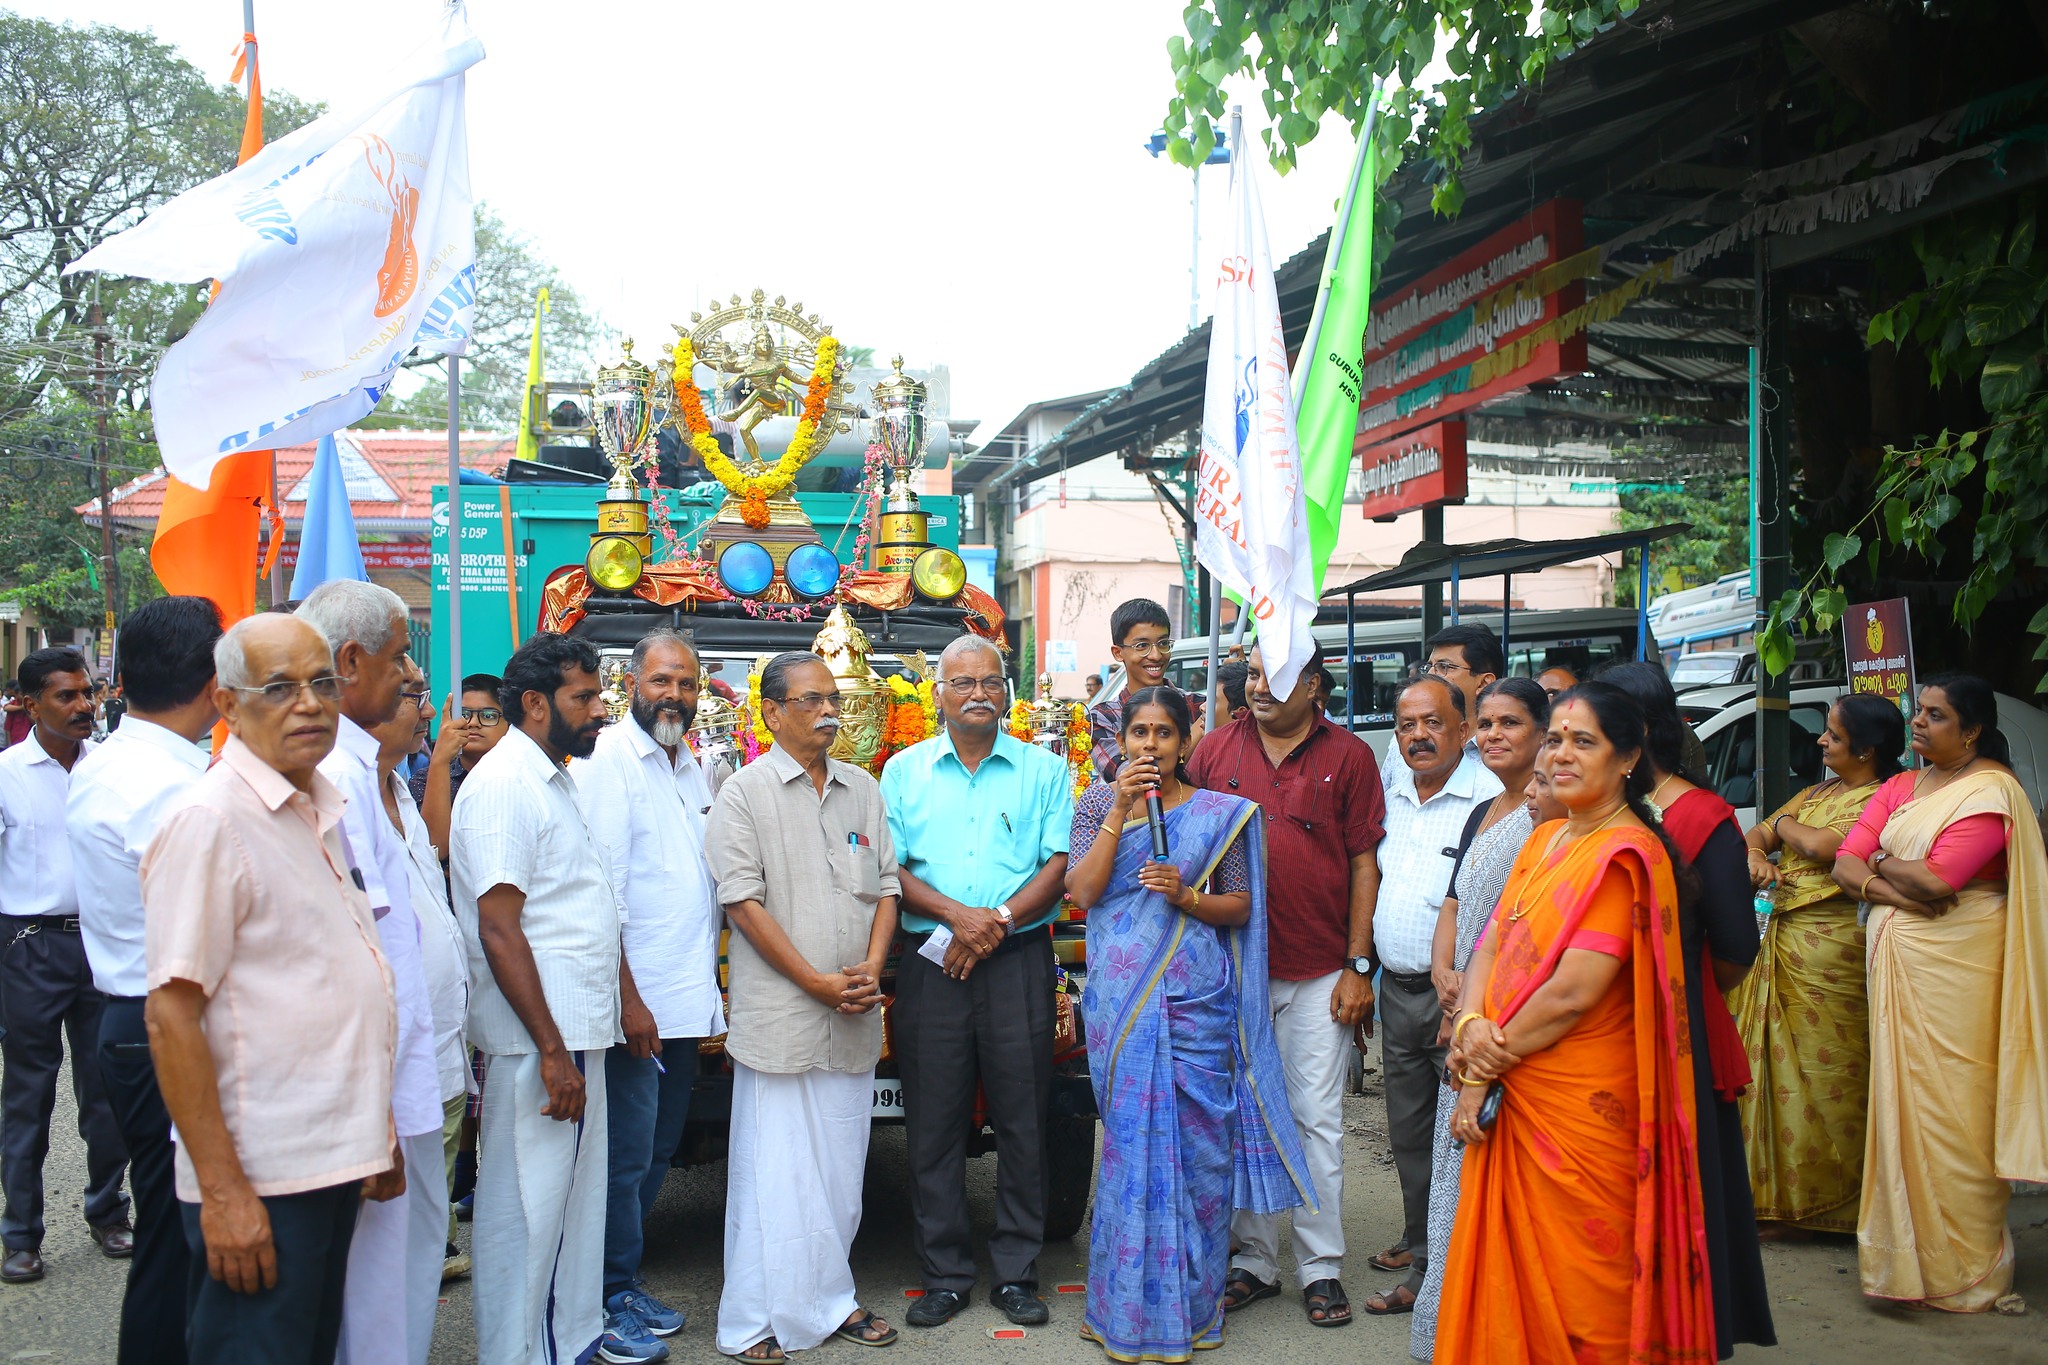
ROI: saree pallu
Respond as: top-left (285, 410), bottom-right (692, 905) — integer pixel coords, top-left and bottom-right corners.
top-left (1081, 791), bottom-right (1312, 1362)
top-left (1860, 768), bottom-right (2048, 1310)
top-left (1435, 825), bottom-right (1715, 1365)
top-left (1731, 780), bottom-right (1878, 1232)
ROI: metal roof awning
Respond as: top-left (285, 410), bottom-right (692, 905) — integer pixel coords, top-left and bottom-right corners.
top-left (1323, 523), bottom-right (1692, 596)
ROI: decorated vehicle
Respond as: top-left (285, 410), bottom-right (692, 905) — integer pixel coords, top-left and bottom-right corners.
top-left (432, 291), bottom-right (1100, 1238)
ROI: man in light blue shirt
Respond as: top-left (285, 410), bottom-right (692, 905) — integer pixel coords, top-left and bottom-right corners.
top-left (880, 636), bottom-right (1073, 1330)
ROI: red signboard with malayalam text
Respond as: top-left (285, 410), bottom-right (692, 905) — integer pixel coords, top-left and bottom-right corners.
top-left (1354, 199), bottom-right (1587, 448)
top-left (1843, 597), bottom-right (1916, 720)
top-left (253, 540), bottom-right (434, 574)
top-left (1357, 420), bottom-right (1468, 521)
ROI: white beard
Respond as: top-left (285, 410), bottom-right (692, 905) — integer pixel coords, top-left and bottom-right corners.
top-left (650, 714), bottom-right (689, 748)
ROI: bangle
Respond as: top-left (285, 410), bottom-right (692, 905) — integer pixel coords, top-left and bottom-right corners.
top-left (1188, 888), bottom-right (1201, 916)
top-left (1859, 873), bottom-right (1878, 902)
top-left (1459, 1072), bottom-right (1491, 1087)
top-left (1452, 1011), bottom-right (1483, 1044)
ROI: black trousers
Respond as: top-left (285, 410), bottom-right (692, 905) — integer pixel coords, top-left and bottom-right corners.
top-left (99, 995), bottom-right (190, 1365)
top-left (894, 929), bottom-right (1055, 1292)
top-left (0, 917), bottom-right (128, 1250)
top-left (1379, 972), bottom-right (1448, 1296)
top-left (181, 1182), bottom-right (358, 1365)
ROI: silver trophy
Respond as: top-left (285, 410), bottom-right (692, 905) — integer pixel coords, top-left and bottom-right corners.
top-left (869, 355), bottom-right (929, 514)
top-left (590, 338), bottom-right (656, 500)
top-left (688, 693), bottom-right (744, 777)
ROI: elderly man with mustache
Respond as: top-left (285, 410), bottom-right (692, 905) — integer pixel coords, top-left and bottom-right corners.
top-left (880, 635), bottom-right (1073, 1330)
top-left (451, 632), bottom-right (641, 1365)
top-left (573, 628), bottom-right (725, 1361)
top-left (706, 651), bottom-right (901, 1363)
top-left (1357, 673), bottom-right (1500, 1318)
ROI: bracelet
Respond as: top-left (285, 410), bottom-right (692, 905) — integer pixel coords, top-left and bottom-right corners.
top-left (1459, 1072), bottom-right (1492, 1087)
top-left (1452, 1011), bottom-right (1484, 1044)
top-left (1188, 888), bottom-right (1201, 916)
top-left (1859, 873), bottom-right (1878, 902)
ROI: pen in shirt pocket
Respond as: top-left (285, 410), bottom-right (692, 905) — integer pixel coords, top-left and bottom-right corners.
top-left (1001, 813), bottom-right (1013, 835)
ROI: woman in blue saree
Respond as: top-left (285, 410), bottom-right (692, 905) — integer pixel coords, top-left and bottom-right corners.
top-left (1067, 686), bottom-right (1313, 1362)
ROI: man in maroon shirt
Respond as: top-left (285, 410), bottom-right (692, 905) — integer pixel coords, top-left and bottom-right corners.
top-left (1187, 642), bottom-right (1384, 1329)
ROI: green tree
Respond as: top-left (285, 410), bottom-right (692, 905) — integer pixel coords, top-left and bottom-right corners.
top-left (1614, 475), bottom-right (1748, 608)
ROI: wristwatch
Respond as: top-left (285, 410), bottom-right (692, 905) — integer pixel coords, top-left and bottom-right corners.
top-left (994, 902), bottom-right (1015, 927)
top-left (1869, 852), bottom-right (1890, 876)
top-left (1349, 954), bottom-right (1376, 977)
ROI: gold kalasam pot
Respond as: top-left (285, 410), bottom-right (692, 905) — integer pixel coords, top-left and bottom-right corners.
top-left (829, 675), bottom-right (887, 769)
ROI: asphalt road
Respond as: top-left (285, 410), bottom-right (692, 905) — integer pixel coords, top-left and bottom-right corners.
top-left (4, 1041), bottom-right (2046, 1364)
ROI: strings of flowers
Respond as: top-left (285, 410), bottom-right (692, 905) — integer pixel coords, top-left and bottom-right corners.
top-left (672, 334), bottom-right (840, 529)
top-left (880, 674), bottom-right (940, 770)
top-left (742, 668), bottom-right (772, 761)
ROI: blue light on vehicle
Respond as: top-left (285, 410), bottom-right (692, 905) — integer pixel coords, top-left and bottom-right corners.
top-left (784, 542), bottom-right (841, 599)
top-left (716, 540), bottom-right (775, 598)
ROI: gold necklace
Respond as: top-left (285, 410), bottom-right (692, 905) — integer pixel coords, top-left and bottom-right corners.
top-left (1504, 802), bottom-right (1629, 922)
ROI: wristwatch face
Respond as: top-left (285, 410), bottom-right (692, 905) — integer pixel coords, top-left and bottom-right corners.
top-left (1351, 956), bottom-right (1373, 975)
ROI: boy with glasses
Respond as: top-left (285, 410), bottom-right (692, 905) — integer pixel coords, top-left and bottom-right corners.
top-left (413, 673), bottom-right (507, 856)
top-left (1088, 599), bottom-right (1204, 782)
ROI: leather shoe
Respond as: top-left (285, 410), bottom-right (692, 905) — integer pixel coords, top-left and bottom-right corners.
top-left (991, 1283), bottom-right (1049, 1326)
top-left (1, 1248), bottom-right (44, 1283)
top-left (906, 1287), bottom-right (968, 1327)
top-left (91, 1221), bottom-right (135, 1259)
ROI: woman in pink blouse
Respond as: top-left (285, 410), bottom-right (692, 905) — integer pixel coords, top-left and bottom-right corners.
top-left (1833, 673), bottom-right (2048, 1314)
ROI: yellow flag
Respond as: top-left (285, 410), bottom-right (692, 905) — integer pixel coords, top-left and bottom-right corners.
top-left (515, 286), bottom-right (550, 463)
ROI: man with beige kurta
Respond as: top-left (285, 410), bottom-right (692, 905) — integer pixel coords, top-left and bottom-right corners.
top-left (705, 651), bottom-right (901, 1362)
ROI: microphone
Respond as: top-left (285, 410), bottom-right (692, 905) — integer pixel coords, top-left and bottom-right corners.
top-left (1145, 782), bottom-right (1170, 862)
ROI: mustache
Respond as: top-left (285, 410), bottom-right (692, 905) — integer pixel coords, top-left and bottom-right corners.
top-left (812, 717), bottom-right (841, 732)
top-left (1405, 740), bottom-right (1437, 754)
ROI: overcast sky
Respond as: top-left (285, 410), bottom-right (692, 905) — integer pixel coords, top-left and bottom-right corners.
top-left (27, 0), bottom-right (1372, 442)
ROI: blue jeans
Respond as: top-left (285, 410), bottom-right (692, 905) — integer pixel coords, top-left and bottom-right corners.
top-left (603, 1040), bottom-right (696, 1299)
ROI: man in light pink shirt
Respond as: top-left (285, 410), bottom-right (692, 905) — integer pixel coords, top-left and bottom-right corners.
top-left (142, 613), bottom-right (403, 1365)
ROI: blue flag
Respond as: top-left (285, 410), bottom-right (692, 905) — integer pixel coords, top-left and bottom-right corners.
top-left (288, 434), bottom-right (368, 598)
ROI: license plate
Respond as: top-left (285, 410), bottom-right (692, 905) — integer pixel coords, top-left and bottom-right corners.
top-left (872, 1084), bottom-right (905, 1117)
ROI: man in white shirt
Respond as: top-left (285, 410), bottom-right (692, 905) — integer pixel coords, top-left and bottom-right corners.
top-left (1361, 674), bottom-right (1500, 1315)
top-left (0, 646), bottom-right (128, 1285)
top-left (69, 596), bottom-right (222, 1357)
top-left (1382, 625), bottom-right (1503, 792)
top-left (453, 633), bottom-right (654, 1365)
top-left (297, 580), bottom-right (445, 1365)
top-left (574, 629), bottom-right (722, 1361)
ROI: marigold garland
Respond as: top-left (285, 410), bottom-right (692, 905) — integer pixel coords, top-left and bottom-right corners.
top-left (1007, 698), bottom-right (1033, 745)
top-left (744, 670), bottom-right (773, 752)
top-left (672, 334), bottom-right (840, 529)
top-left (1064, 702), bottom-right (1092, 799)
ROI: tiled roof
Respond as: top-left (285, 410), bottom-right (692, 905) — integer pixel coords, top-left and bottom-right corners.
top-left (77, 431), bottom-right (515, 532)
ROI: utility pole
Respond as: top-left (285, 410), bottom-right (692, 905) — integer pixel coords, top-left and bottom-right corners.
top-left (89, 300), bottom-right (123, 662)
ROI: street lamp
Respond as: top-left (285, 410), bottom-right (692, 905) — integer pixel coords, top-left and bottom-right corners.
top-left (1145, 129), bottom-right (1232, 333)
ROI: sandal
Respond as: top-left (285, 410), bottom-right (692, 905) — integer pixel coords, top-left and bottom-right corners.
top-left (735, 1339), bottom-right (785, 1363)
top-left (1222, 1270), bottom-right (1279, 1312)
top-left (1368, 1242), bottom-right (1413, 1273)
top-left (836, 1309), bottom-right (900, 1348)
top-left (1304, 1278), bottom-right (1353, 1327)
top-left (1362, 1285), bottom-right (1416, 1316)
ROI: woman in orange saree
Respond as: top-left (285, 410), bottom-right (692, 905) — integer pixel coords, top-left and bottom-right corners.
top-left (1436, 683), bottom-right (1715, 1365)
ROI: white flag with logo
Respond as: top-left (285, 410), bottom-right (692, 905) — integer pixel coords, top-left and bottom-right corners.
top-left (66, 4), bottom-right (484, 490)
top-left (1194, 153), bottom-right (1318, 701)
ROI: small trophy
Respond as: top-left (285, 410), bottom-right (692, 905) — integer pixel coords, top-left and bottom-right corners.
top-left (869, 356), bottom-right (930, 577)
top-left (689, 692), bottom-right (744, 776)
top-left (1028, 674), bottom-right (1071, 756)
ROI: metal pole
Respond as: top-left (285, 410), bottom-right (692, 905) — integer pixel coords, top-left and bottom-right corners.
top-left (1292, 83), bottom-right (1382, 405)
top-left (1449, 559), bottom-right (1461, 625)
top-left (1421, 504), bottom-right (1444, 643)
top-left (1637, 546), bottom-right (1652, 661)
top-left (1190, 163), bottom-right (1202, 334)
top-left (89, 300), bottom-right (121, 656)
top-left (1344, 590), bottom-right (1357, 729)
top-left (446, 357), bottom-right (464, 687)
top-left (1502, 573), bottom-right (1512, 666)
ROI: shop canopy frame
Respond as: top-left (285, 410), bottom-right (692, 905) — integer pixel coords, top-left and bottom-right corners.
top-left (1320, 522), bottom-right (1690, 726)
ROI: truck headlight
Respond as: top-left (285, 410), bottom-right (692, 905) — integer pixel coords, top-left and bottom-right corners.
top-left (586, 536), bottom-right (644, 592)
top-left (911, 547), bottom-right (967, 601)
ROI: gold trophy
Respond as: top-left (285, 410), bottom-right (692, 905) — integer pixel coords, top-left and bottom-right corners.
top-left (869, 356), bottom-right (932, 578)
top-left (585, 340), bottom-right (656, 592)
top-left (1028, 674), bottom-right (1072, 755)
top-left (813, 606), bottom-right (886, 769)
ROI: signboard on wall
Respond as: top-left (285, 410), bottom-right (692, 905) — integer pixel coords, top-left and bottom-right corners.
top-left (1356, 420), bottom-right (1468, 522)
top-left (1843, 597), bottom-right (1915, 719)
top-left (1354, 199), bottom-right (1588, 448)
top-left (255, 541), bottom-right (434, 573)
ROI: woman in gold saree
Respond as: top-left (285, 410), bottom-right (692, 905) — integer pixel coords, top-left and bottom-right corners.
top-left (1435, 684), bottom-right (1715, 1364)
top-left (1834, 672), bottom-right (2048, 1312)
top-left (1733, 694), bottom-right (1904, 1235)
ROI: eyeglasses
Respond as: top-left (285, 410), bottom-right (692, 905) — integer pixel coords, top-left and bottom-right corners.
top-left (768, 691), bottom-right (841, 710)
top-left (942, 676), bottom-right (1007, 697)
top-left (1119, 638), bottom-right (1174, 658)
top-left (460, 707), bottom-right (506, 726)
top-left (1421, 658), bottom-right (1470, 678)
top-left (231, 676), bottom-right (346, 708)
top-left (399, 684), bottom-right (429, 704)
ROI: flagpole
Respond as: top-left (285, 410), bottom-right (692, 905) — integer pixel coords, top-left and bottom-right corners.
top-left (1206, 103), bottom-right (1245, 712)
top-left (447, 357), bottom-right (464, 687)
top-left (1292, 82), bottom-right (1382, 405)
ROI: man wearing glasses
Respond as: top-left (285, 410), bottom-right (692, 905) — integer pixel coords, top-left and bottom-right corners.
top-left (880, 636), bottom-right (1073, 1329)
top-left (1392, 626), bottom-right (1503, 791)
top-left (1088, 598), bottom-right (1204, 782)
top-left (412, 673), bottom-right (508, 857)
top-left (297, 580), bottom-right (448, 1365)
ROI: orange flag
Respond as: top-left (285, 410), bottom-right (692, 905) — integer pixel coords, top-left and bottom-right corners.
top-left (153, 31), bottom-right (277, 629)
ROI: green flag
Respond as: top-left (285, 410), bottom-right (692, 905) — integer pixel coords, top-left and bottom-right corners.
top-left (514, 286), bottom-right (550, 464)
top-left (1294, 124), bottom-right (1378, 596)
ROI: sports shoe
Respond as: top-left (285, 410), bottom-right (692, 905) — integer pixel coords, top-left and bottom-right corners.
top-left (452, 1189), bottom-right (473, 1223)
top-left (597, 1303), bottom-right (670, 1364)
top-left (442, 1241), bottom-right (471, 1282)
top-left (613, 1286), bottom-right (684, 1336)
